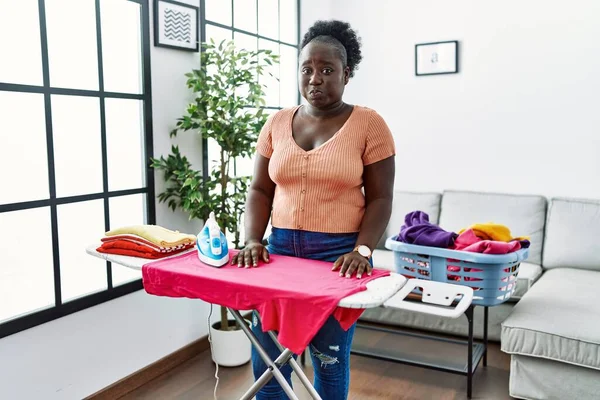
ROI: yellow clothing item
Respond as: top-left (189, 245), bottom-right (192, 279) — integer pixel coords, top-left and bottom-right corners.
top-left (105, 225), bottom-right (196, 247)
top-left (458, 223), bottom-right (530, 242)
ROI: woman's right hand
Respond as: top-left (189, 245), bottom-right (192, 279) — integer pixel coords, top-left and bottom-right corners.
top-left (231, 240), bottom-right (270, 268)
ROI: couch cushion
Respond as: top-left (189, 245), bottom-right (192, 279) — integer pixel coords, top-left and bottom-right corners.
top-left (501, 268), bottom-right (600, 370)
top-left (510, 354), bottom-right (600, 400)
top-left (438, 190), bottom-right (547, 265)
top-left (372, 249), bottom-right (396, 271)
top-left (376, 191), bottom-right (441, 249)
top-left (542, 197), bottom-right (600, 271)
top-left (511, 262), bottom-right (543, 301)
top-left (373, 249), bottom-right (541, 301)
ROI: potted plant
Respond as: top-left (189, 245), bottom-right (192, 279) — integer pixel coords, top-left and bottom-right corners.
top-left (151, 39), bottom-right (279, 366)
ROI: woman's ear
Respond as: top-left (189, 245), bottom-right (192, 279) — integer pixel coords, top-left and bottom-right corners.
top-left (344, 66), bottom-right (350, 84)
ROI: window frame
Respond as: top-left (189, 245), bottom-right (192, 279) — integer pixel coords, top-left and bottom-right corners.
top-left (199, 0), bottom-right (302, 180)
top-left (0, 0), bottom-right (155, 339)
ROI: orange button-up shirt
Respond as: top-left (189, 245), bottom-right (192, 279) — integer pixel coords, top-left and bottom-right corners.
top-left (256, 105), bottom-right (396, 233)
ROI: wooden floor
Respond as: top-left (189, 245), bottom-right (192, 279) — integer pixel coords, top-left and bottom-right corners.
top-left (122, 331), bottom-right (513, 400)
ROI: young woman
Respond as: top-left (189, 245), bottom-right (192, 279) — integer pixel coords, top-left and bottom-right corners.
top-left (232, 19), bottom-right (396, 400)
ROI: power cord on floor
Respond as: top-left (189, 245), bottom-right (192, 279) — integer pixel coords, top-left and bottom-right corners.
top-left (208, 303), bottom-right (220, 399)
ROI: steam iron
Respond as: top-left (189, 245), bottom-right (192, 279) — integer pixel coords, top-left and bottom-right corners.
top-left (196, 212), bottom-right (229, 267)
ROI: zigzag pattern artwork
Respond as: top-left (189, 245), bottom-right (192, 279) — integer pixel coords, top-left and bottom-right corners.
top-left (164, 7), bottom-right (192, 43)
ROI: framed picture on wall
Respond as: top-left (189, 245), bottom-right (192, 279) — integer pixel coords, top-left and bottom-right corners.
top-left (415, 41), bottom-right (459, 76)
top-left (154, 0), bottom-right (199, 52)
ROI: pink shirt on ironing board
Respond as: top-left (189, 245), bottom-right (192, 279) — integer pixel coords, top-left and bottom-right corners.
top-left (142, 250), bottom-right (390, 354)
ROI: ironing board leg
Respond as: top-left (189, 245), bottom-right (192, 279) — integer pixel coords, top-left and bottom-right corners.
top-left (268, 331), bottom-right (323, 400)
top-left (229, 309), bottom-right (299, 400)
top-left (239, 348), bottom-right (298, 400)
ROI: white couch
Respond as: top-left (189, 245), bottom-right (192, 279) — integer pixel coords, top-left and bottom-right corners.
top-left (364, 190), bottom-right (600, 400)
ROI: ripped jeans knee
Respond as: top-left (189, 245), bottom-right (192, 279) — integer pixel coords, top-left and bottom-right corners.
top-left (310, 344), bottom-right (340, 368)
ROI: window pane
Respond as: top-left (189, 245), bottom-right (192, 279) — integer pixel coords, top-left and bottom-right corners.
top-left (235, 156), bottom-right (254, 177)
top-left (100, 0), bottom-right (143, 94)
top-left (279, 44), bottom-right (298, 107)
top-left (258, 0), bottom-right (278, 40)
top-left (207, 138), bottom-right (220, 176)
top-left (233, 0), bottom-right (257, 34)
top-left (205, 23), bottom-right (232, 47)
top-left (234, 107), bottom-right (259, 178)
top-left (0, 208), bottom-right (54, 323)
top-left (235, 155), bottom-right (254, 178)
top-left (0, 0), bottom-right (43, 85)
top-left (58, 199), bottom-right (107, 302)
top-left (109, 194), bottom-right (147, 228)
top-left (205, 0), bottom-right (232, 26)
top-left (105, 98), bottom-right (145, 191)
top-left (233, 31), bottom-right (257, 53)
top-left (234, 32), bottom-right (258, 99)
top-left (234, 107), bottom-right (273, 178)
top-left (45, 0), bottom-right (99, 90)
top-left (258, 39), bottom-right (279, 107)
top-left (109, 194), bottom-right (145, 285)
top-left (52, 95), bottom-right (103, 198)
top-left (0, 91), bottom-right (49, 205)
top-left (279, 0), bottom-right (297, 44)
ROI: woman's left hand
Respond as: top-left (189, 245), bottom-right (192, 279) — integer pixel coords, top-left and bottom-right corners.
top-left (332, 252), bottom-right (372, 279)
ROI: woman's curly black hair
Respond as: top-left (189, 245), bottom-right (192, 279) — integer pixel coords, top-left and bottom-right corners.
top-left (300, 20), bottom-right (362, 78)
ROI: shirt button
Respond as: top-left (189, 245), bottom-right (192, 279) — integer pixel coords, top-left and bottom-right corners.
top-left (298, 225), bottom-right (302, 229)
top-left (301, 189), bottom-right (306, 194)
top-left (302, 173), bottom-right (306, 178)
top-left (301, 207), bottom-right (305, 211)
top-left (303, 155), bottom-right (308, 160)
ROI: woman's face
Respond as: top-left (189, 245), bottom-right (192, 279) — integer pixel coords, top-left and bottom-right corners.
top-left (298, 41), bottom-right (349, 108)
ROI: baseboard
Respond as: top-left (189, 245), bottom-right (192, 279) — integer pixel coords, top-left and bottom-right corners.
top-left (85, 336), bottom-right (210, 400)
top-left (85, 311), bottom-right (253, 399)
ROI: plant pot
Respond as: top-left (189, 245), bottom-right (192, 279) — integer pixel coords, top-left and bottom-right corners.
top-left (210, 319), bottom-right (252, 367)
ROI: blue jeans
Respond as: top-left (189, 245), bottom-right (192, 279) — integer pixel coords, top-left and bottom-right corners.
top-left (251, 227), bottom-right (359, 400)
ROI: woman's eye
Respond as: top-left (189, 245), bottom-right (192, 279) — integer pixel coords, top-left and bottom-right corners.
top-left (302, 68), bottom-right (311, 74)
top-left (323, 68), bottom-right (333, 74)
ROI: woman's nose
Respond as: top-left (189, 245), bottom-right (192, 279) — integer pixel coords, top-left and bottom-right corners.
top-left (309, 72), bottom-right (323, 85)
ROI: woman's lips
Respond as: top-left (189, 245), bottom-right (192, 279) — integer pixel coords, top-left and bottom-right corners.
top-left (309, 90), bottom-right (323, 99)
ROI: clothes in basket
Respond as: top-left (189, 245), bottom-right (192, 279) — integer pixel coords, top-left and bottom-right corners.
top-left (391, 211), bottom-right (530, 302)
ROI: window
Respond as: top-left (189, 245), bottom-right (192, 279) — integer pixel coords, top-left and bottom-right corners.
top-left (202, 0), bottom-right (300, 243)
top-left (0, 0), bottom-right (154, 338)
top-left (202, 0), bottom-right (300, 172)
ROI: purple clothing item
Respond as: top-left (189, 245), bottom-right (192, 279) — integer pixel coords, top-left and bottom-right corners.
top-left (396, 211), bottom-right (458, 248)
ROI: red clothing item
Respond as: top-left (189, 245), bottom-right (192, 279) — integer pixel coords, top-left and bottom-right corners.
top-left (97, 240), bottom-right (192, 259)
top-left (446, 229), bottom-right (521, 286)
top-left (101, 234), bottom-right (193, 253)
top-left (451, 229), bottom-right (522, 254)
top-left (142, 250), bottom-right (390, 354)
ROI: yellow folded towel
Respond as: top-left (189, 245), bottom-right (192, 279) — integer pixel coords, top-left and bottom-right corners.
top-left (105, 225), bottom-right (196, 247)
top-left (458, 223), bottom-right (530, 242)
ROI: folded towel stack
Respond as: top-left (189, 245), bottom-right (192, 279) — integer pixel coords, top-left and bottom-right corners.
top-left (97, 225), bottom-right (196, 259)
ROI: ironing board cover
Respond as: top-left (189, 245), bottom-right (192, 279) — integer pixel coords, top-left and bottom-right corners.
top-left (142, 250), bottom-right (390, 354)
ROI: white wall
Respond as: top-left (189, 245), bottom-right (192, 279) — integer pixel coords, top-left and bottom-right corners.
top-left (303, 0), bottom-right (600, 199)
top-left (301, 0), bottom-right (333, 30)
top-left (0, 2), bottom-right (219, 399)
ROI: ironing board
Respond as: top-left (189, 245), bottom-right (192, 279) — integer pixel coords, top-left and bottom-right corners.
top-left (86, 243), bottom-right (473, 400)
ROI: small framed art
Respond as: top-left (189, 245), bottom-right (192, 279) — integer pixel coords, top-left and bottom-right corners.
top-left (154, 0), bottom-right (199, 52)
top-left (415, 41), bottom-right (459, 76)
